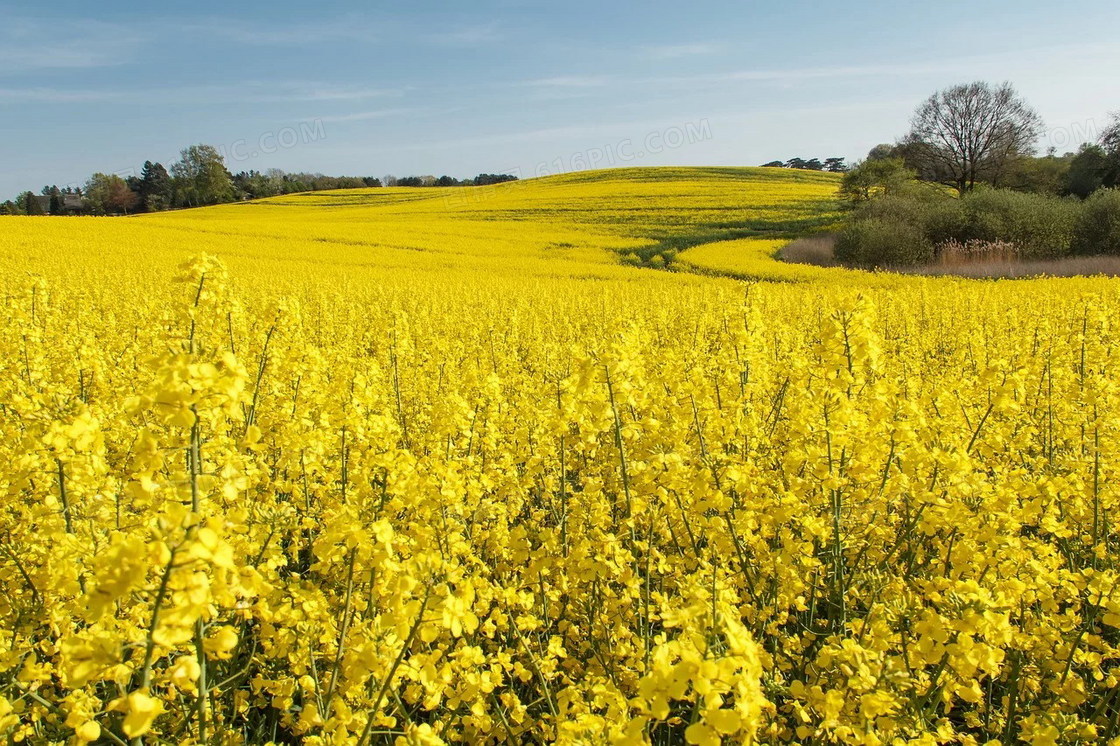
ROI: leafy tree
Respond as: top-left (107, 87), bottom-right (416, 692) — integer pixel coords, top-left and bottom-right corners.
top-left (839, 159), bottom-right (917, 203)
top-left (903, 81), bottom-right (1044, 193)
top-left (473, 173), bottom-right (518, 186)
top-left (232, 170), bottom-right (281, 200)
top-left (85, 173), bottom-right (140, 215)
top-left (1003, 151), bottom-right (1074, 195)
top-left (171, 145), bottom-right (234, 207)
top-left (1066, 145), bottom-right (1110, 198)
top-left (760, 160), bottom-right (785, 168)
top-left (824, 157), bottom-right (848, 173)
top-left (865, 144), bottom-right (897, 162)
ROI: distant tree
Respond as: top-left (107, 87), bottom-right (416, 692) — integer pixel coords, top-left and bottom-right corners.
top-left (1003, 150), bottom-right (1074, 195)
top-left (1102, 113), bottom-right (1120, 151)
top-left (778, 158), bottom-right (827, 171)
top-left (382, 174), bottom-right (399, 187)
top-left (136, 161), bottom-right (172, 211)
top-left (1, 200), bottom-right (20, 215)
top-left (823, 157), bottom-right (849, 173)
top-left (18, 191), bottom-right (45, 215)
top-left (42, 185), bottom-right (63, 215)
top-left (903, 81), bottom-right (1044, 193)
top-left (865, 144), bottom-right (897, 162)
top-left (85, 173), bottom-right (140, 215)
top-left (232, 169), bottom-right (283, 200)
top-left (396, 176), bottom-right (424, 187)
top-left (362, 177), bottom-right (382, 187)
top-left (838, 158), bottom-right (917, 203)
top-left (1065, 144), bottom-right (1110, 198)
top-left (473, 173), bottom-right (518, 186)
top-left (1100, 113), bottom-right (1120, 189)
top-left (171, 145), bottom-right (234, 207)
top-left (435, 175), bottom-right (459, 187)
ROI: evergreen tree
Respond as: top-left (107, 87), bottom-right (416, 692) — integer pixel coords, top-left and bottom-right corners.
top-left (135, 161), bottom-right (172, 212)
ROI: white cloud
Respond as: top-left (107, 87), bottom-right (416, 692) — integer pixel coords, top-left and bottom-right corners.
top-left (201, 15), bottom-right (382, 45)
top-left (519, 76), bottom-right (612, 89)
top-left (642, 42), bottom-right (724, 59)
top-left (317, 108), bottom-right (415, 123)
top-left (0, 18), bottom-right (141, 73)
top-left (0, 81), bottom-right (406, 106)
top-left (424, 22), bottom-right (503, 46)
top-left (0, 87), bottom-right (127, 103)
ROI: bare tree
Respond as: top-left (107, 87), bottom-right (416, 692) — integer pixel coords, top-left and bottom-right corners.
top-left (1101, 113), bottom-right (1120, 157)
top-left (1099, 113), bottom-right (1120, 190)
top-left (904, 81), bottom-right (1043, 193)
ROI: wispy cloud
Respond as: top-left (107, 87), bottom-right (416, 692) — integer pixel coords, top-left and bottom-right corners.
top-left (642, 42), bottom-right (724, 59)
top-left (246, 83), bottom-right (405, 104)
top-left (519, 76), bottom-right (613, 89)
top-left (200, 15), bottom-right (382, 45)
top-left (515, 47), bottom-right (1092, 98)
top-left (0, 18), bottom-right (141, 73)
top-left (424, 22), bottom-right (503, 46)
top-left (0, 81), bottom-right (406, 106)
top-left (317, 108), bottom-right (415, 123)
top-left (0, 87), bottom-right (127, 103)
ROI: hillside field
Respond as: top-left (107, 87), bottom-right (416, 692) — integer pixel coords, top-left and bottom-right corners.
top-left (2, 167), bottom-right (1120, 745)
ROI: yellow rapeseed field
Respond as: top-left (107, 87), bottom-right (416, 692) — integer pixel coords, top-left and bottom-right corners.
top-left (1, 167), bottom-right (1119, 745)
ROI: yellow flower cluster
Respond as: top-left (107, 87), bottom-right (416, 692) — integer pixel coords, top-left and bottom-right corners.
top-left (1, 168), bottom-right (1120, 744)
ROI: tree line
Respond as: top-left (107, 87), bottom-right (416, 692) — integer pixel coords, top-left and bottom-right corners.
top-left (2, 144), bottom-right (520, 216)
top-left (760, 157), bottom-right (849, 172)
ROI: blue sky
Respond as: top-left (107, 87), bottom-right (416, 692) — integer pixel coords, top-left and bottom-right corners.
top-left (2, 0), bottom-right (1119, 197)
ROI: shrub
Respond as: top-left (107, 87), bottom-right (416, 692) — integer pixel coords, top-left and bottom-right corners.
top-left (835, 187), bottom-right (1083, 269)
top-left (835, 218), bottom-right (933, 267)
top-left (960, 189), bottom-right (1078, 259)
top-left (1071, 188), bottom-right (1120, 255)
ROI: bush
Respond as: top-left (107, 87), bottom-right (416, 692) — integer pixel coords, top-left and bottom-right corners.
top-left (835, 187), bottom-right (1084, 269)
top-left (835, 219), bottom-right (933, 267)
top-left (921, 198), bottom-right (968, 247)
top-left (960, 189), bottom-right (1078, 259)
top-left (1071, 188), bottom-right (1120, 255)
